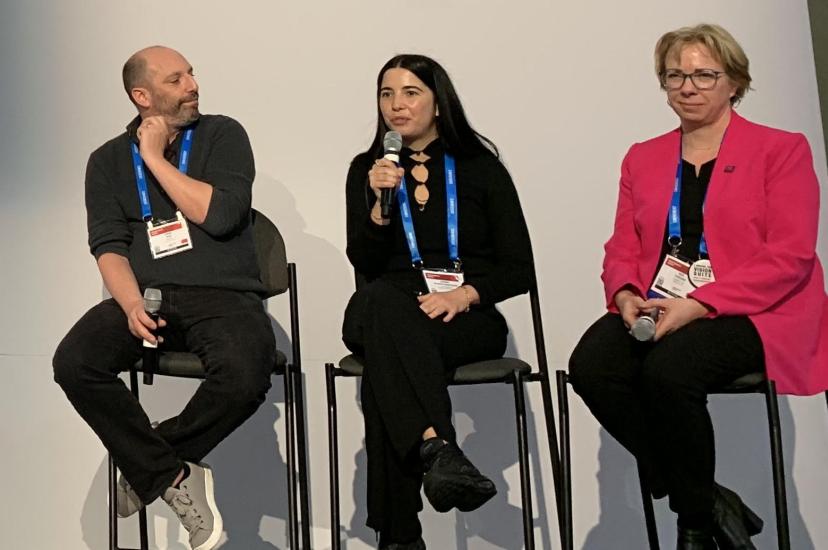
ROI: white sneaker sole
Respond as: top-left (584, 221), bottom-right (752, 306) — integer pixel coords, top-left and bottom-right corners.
top-left (192, 464), bottom-right (223, 550)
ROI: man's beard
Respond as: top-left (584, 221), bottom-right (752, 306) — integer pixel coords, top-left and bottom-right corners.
top-left (156, 93), bottom-right (200, 128)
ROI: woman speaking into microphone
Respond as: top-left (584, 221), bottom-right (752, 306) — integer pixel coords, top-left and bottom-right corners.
top-left (568, 23), bottom-right (828, 549)
top-left (342, 54), bottom-right (533, 549)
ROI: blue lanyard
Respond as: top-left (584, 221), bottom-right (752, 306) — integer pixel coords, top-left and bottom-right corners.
top-left (131, 127), bottom-right (194, 221)
top-left (667, 143), bottom-right (709, 257)
top-left (396, 154), bottom-right (459, 269)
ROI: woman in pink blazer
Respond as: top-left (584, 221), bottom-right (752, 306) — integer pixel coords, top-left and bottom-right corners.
top-left (569, 23), bottom-right (828, 550)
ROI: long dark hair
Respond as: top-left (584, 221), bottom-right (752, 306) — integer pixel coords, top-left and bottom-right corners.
top-left (363, 54), bottom-right (498, 159)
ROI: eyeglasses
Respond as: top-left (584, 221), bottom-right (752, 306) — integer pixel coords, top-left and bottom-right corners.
top-left (660, 69), bottom-right (726, 90)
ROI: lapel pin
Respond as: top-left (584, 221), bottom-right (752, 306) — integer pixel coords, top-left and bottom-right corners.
top-left (724, 165), bottom-right (736, 173)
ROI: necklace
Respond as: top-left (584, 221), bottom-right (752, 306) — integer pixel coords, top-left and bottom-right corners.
top-left (410, 150), bottom-right (430, 211)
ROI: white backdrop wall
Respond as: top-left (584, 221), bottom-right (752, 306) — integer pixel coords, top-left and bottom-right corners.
top-left (1, 1), bottom-right (826, 549)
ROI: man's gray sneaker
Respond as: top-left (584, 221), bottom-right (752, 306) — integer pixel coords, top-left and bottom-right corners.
top-left (116, 474), bottom-right (144, 518)
top-left (162, 462), bottom-right (223, 550)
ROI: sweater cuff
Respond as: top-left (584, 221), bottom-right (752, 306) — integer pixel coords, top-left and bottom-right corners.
top-left (92, 243), bottom-right (129, 260)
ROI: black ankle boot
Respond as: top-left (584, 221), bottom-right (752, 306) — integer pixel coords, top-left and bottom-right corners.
top-left (677, 526), bottom-right (717, 550)
top-left (712, 483), bottom-right (763, 549)
top-left (420, 437), bottom-right (496, 513)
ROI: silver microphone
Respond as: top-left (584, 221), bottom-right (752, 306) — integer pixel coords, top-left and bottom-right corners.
top-left (380, 131), bottom-right (403, 218)
top-left (630, 309), bottom-right (659, 341)
top-left (142, 288), bottom-right (162, 384)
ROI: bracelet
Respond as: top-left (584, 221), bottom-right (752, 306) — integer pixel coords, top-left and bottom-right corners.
top-left (460, 285), bottom-right (471, 313)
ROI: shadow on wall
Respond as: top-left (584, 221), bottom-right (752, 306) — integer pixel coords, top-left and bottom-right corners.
top-left (254, 173), bottom-right (353, 348)
top-left (451, 382), bottom-right (554, 550)
top-left (206, 379), bottom-right (289, 549)
top-left (579, 394), bottom-right (815, 549)
top-left (344, 382), bottom-right (373, 548)
top-left (254, 173), bottom-right (354, 544)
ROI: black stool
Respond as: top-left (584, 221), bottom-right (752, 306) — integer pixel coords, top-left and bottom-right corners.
top-left (326, 283), bottom-right (564, 550)
top-left (556, 370), bottom-right (790, 550)
top-left (108, 211), bottom-right (311, 549)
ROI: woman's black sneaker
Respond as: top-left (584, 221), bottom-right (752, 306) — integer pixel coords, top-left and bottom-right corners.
top-left (420, 437), bottom-right (496, 513)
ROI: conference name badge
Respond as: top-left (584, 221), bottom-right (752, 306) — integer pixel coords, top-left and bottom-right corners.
top-left (689, 259), bottom-right (715, 288)
top-left (147, 211), bottom-right (193, 260)
top-left (422, 268), bottom-right (464, 294)
top-left (649, 255), bottom-right (695, 299)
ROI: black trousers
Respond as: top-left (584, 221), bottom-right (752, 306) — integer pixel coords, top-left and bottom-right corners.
top-left (53, 286), bottom-right (276, 504)
top-left (342, 279), bottom-right (508, 544)
top-left (568, 312), bottom-right (764, 525)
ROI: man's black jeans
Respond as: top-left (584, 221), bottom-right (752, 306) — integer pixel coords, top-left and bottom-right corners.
top-left (53, 286), bottom-right (277, 504)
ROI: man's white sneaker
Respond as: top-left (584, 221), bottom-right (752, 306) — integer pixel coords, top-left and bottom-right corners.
top-left (162, 462), bottom-right (223, 550)
top-left (116, 474), bottom-right (144, 518)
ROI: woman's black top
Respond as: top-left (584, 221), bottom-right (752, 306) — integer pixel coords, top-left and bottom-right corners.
top-left (659, 158), bottom-right (715, 262)
top-left (345, 139), bottom-right (534, 305)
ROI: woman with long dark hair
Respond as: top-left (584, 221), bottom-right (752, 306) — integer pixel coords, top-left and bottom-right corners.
top-left (342, 54), bottom-right (534, 549)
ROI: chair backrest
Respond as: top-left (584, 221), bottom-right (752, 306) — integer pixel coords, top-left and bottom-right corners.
top-left (252, 209), bottom-right (289, 298)
top-left (527, 280), bottom-right (551, 378)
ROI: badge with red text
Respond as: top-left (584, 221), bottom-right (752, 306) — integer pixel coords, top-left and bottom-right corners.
top-left (689, 259), bottom-right (715, 288)
top-left (422, 268), bottom-right (464, 293)
top-left (650, 255), bottom-right (694, 299)
top-left (146, 211), bottom-right (193, 260)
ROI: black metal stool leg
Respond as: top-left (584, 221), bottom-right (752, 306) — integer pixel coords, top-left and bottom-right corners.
top-left (293, 368), bottom-right (312, 548)
top-left (109, 454), bottom-right (119, 550)
top-left (138, 508), bottom-right (149, 550)
top-left (326, 363), bottom-right (341, 550)
top-left (637, 464), bottom-right (660, 550)
top-left (540, 372), bottom-right (565, 549)
top-left (512, 370), bottom-right (535, 550)
top-left (284, 368), bottom-right (299, 549)
top-left (555, 370), bottom-right (573, 550)
top-left (106, 370), bottom-right (149, 550)
top-left (765, 380), bottom-right (790, 550)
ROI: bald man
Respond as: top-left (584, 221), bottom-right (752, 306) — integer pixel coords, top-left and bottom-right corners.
top-left (53, 46), bottom-right (276, 550)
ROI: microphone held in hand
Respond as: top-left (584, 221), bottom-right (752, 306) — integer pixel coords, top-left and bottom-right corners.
top-left (629, 291), bottom-right (662, 342)
top-left (629, 309), bottom-right (659, 341)
top-left (380, 131), bottom-right (403, 219)
top-left (142, 288), bottom-right (162, 384)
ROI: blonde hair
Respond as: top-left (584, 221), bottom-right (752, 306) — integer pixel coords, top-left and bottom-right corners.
top-left (654, 23), bottom-right (751, 104)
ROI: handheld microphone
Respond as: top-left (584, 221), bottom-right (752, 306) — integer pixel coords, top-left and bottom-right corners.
top-left (380, 131), bottom-right (403, 219)
top-left (629, 292), bottom-right (662, 342)
top-left (142, 288), bottom-right (162, 384)
top-left (629, 309), bottom-right (659, 341)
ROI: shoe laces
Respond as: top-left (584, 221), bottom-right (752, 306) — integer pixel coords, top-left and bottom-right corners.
top-left (168, 491), bottom-right (206, 533)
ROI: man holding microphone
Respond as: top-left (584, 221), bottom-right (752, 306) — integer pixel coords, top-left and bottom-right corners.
top-left (53, 46), bottom-right (276, 550)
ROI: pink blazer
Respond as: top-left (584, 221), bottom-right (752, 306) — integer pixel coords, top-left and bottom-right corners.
top-left (602, 111), bottom-right (828, 395)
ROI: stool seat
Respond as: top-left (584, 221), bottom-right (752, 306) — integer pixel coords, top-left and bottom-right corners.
top-left (338, 354), bottom-right (532, 384)
top-left (715, 372), bottom-right (766, 393)
top-left (133, 350), bottom-right (288, 379)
